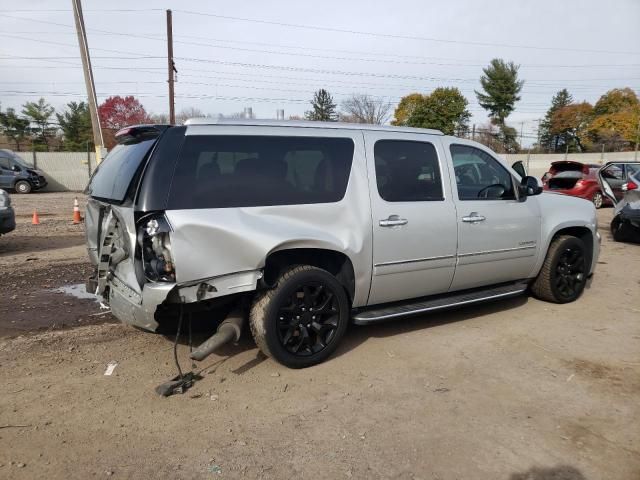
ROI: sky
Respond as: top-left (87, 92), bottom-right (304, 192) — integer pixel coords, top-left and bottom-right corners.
top-left (1, 0), bottom-right (639, 145)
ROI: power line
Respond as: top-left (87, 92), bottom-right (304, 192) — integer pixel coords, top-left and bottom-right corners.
top-left (3, 14), bottom-right (640, 68)
top-left (172, 9), bottom-right (640, 56)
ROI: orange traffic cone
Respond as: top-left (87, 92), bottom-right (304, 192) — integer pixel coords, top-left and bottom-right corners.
top-left (72, 197), bottom-right (82, 224)
top-left (32, 210), bottom-right (40, 225)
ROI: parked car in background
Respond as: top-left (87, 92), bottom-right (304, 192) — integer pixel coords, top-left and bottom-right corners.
top-left (0, 149), bottom-right (47, 194)
top-left (85, 119), bottom-right (599, 369)
top-left (0, 189), bottom-right (16, 236)
top-left (599, 164), bottom-right (640, 243)
top-left (542, 161), bottom-right (608, 208)
top-left (598, 161), bottom-right (640, 203)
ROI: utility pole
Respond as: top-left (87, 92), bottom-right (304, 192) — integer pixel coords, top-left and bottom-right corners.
top-left (471, 124), bottom-right (476, 141)
top-left (166, 9), bottom-right (176, 124)
top-left (519, 121), bottom-right (524, 153)
top-left (534, 118), bottom-right (542, 152)
top-left (635, 119), bottom-right (639, 161)
top-left (72, 0), bottom-right (104, 164)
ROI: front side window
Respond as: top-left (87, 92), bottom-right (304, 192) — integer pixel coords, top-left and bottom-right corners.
top-left (450, 144), bottom-right (515, 200)
top-left (168, 135), bottom-right (354, 209)
top-left (374, 140), bottom-right (443, 202)
top-left (0, 157), bottom-right (10, 170)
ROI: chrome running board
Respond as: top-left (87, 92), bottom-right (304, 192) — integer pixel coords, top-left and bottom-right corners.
top-left (352, 281), bottom-right (529, 325)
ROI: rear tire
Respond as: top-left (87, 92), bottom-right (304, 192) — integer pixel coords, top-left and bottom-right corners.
top-left (249, 265), bottom-right (350, 368)
top-left (15, 180), bottom-right (32, 194)
top-left (611, 216), bottom-right (634, 242)
top-left (531, 235), bottom-right (587, 303)
top-left (592, 191), bottom-right (603, 209)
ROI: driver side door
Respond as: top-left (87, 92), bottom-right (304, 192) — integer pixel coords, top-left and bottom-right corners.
top-left (444, 140), bottom-right (541, 291)
top-left (0, 156), bottom-right (15, 189)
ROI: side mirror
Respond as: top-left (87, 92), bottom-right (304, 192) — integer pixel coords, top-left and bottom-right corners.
top-left (519, 176), bottom-right (542, 200)
top-left (11, 164), bottom-right (21, 172)
top-left (512, 161), bottom-right (526, 178)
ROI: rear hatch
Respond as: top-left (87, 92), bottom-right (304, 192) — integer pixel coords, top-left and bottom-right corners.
top-left (85, 126), bottom-right (167, 305)
top-left (546, 161), bottom-right (586, 190)
top-left (547, 171), bottom-right (583, 190)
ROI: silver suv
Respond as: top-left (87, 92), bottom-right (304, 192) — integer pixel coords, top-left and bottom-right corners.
top-left (85, 119), bottom-right (600, 368)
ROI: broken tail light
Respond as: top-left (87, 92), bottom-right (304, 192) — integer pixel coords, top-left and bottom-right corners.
top-left (139, 214), bottom-right (176, 282)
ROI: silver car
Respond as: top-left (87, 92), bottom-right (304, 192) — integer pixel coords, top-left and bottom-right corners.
top-left (598, 163), bottom-right (640, 242)
top-left (85, 119), bottom-right (599, 368)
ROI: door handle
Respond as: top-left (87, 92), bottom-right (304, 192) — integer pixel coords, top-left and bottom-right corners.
top-left (379, 215), bottom-right (408, 227)
top-left (462, 212), bottom-right (486, 223)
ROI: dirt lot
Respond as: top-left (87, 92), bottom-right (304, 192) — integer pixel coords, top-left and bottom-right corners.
top-left (0, 192), bottom-right (638, 480)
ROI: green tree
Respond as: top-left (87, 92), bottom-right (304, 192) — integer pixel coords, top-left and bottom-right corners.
top-left (539, 89), bottom-right (573, 152)
top-left (475, 59), bottom-right (524, 126)
top-left (56, 101), bottom-right (92, 151)
top-left (305, 89), bottom-right (337, 121)
top-left (22, 98), bottom-right (56, 151)
top-left (0, 106), bottom-right (30, 150)
top-left (405, 87), bottom-right (470, 135)
top-left (593, 88), bottom-right (639, 116)
top-left (391, 93), bottom-right (425, 126)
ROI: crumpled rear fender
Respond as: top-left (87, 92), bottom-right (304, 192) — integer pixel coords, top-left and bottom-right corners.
top-left (166, 201), bottom-right (373, 307)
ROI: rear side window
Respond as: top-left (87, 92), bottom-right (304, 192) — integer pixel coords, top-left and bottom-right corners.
top-left (87, 138), bottom-right (156, 202)
top-left (374, 140), bottom-right (443, 202)
top-left (167, 135), bottom-right (354, 209)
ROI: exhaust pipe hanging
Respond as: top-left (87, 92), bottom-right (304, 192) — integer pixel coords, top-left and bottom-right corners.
top-left (190, 310), bottom-right (244, 361)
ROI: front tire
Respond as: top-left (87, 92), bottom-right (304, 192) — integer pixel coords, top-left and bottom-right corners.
top-left (249, 265), bottom-right (350, 368)
top-left (531, 235), bottom-right (587, 303)
top-left (15, 180), bottom-right (32, 194)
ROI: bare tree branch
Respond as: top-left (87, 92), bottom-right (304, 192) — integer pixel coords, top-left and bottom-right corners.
top-left (340, 94), bottom-right (392, 125)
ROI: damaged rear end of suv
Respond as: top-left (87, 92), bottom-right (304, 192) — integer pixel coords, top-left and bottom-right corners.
top-left (85, 121), bottom-right (361, 368)
top-left (85, 124), bottom-right (181, 331)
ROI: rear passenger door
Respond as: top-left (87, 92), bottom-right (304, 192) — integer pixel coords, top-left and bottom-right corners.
top-left (365, 131), bottom-right (458, 306)
top-left (444, 140), bottom-right (541, 291)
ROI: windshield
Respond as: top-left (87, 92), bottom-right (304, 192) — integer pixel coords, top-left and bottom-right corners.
top-left (87, 138), bottom-right (156, 203)
top-left (11, 153), bottom-right (32, 169)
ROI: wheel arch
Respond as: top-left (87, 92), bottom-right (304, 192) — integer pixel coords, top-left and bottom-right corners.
top-left (542, 225), bottom-right (595, 276)
top-left (263, 247), bottom-right (356, 305)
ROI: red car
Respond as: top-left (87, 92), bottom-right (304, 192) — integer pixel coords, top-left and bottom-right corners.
top-left (542, 161), bottom-right (610, 208)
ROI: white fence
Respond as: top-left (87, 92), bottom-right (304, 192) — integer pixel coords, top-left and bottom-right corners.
top-left (11, 150), bottom-right (639, 192)
top-left (16, 151), bottom-right (95, 192)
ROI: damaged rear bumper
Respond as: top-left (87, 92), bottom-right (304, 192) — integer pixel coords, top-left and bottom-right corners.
top-left (89, 270), bottom-right (263, 332)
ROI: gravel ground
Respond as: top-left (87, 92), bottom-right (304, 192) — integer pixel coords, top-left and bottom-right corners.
top-left (0, 193), bottom-right (638, 479)
top-left (0, 192), bottom-right (115, 336)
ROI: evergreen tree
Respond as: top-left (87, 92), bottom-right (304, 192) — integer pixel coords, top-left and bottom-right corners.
top-left (0, 106), bottom-right (30, 150)
top-left (56, 101), bottom-right (93, 151)
top-left (22, 98), bottom-right (56, 151)
top-left (539, 89), bottom-right (573, 152)
top-left (475, 59), bottom-right (524, 126)
top-left (305, 89), bottom-right (337, 121)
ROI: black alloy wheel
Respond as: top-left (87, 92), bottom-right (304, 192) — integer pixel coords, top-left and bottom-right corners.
top-left (276, 283), bottom-right (340, 357)
top-left (553, 245), bottom-right (586, 300)
top-left (250, 265), bottom-right (350, 368)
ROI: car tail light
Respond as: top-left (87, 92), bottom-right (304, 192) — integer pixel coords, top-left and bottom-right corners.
top-left (139, 214), bottom-right (175, 282)
top-left (623, 180), bottom-right (638, 191)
